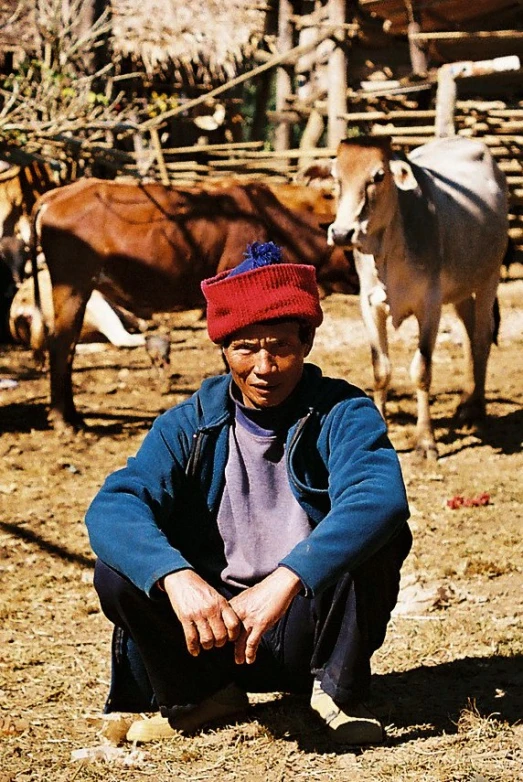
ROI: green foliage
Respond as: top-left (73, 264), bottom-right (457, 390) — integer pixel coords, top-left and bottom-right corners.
top-left (146, 91), bottom-right (179, 118)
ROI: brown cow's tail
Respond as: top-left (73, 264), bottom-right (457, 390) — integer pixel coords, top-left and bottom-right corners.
top-left (29, 199), bottom-right (49, 363)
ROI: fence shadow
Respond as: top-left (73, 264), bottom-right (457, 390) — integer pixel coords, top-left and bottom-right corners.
top-left (0, 519), bottom-right (94, 569)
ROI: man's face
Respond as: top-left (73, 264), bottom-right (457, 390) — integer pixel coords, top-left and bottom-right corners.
top-left (223, 321), bottom-right (312, 409)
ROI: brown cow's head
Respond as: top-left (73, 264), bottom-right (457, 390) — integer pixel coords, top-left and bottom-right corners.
top-left (327, 138), bottom-right (418, 252)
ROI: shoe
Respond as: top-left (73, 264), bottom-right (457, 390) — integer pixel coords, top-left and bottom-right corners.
top-left (126, 683), bottom-right (249, 742)
top-left (126, 712), bottom-right (177, 742)
top-left (310, 679), bottom-right (384, 745)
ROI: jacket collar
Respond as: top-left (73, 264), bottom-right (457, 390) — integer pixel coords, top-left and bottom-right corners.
top-left (195, 363), bottom-right (325, 430)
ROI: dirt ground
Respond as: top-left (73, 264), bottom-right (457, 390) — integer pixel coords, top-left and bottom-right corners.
top-left (0, 270), bottom-right (522, 782)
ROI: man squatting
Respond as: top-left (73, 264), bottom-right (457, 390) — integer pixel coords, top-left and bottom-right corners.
top-left (85, 241), bottom-right (412, 745)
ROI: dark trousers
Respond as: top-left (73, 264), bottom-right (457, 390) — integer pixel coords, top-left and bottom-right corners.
top-left (94, 524), bottom-right (411, 715)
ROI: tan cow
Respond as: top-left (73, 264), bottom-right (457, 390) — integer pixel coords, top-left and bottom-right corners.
top-left (9, 269), bottom-right (146, 362)
top-left (326, 136), bottom-right (509, 459)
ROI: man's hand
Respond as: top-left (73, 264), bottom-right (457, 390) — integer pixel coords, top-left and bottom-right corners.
top-left (163, 570), bottom-right (241, 657)
top-left (229, 567), bottom-right (302, 665)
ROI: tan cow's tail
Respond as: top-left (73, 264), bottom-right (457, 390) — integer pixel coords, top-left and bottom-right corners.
top-left (492, 296), bottom-right (500, 347)
top-left (492, 237), bottom-right (514, 347)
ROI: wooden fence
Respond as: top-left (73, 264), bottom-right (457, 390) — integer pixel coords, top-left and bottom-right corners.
top-left (99, 100), bottom-right (523, 255)
top-left (1, 99), bottom-right (522, 256)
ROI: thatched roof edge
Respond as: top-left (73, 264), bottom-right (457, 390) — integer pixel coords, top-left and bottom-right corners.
top-left (109, 0), bottom-right (268, 80)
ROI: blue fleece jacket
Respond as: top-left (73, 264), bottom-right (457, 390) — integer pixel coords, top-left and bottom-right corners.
top-left (85, 364), bottom-right (410, 598)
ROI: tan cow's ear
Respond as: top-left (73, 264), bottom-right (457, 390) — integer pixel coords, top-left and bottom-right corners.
top-left (389, 159), bottom-right (418, 191)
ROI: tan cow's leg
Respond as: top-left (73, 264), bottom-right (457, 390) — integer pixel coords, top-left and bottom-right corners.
top-left (454, 271), bottom-right (500, 424)
top-left (84, 291), bottom-right (146, 347)
top-left (453, 296), bottom-right (475, 406)
top-left (48, 283), bottom-right (90, 431)
top-left (355, 251), bottom-right (391, 420)
top-left (410, 304), bottom-right (441, 460)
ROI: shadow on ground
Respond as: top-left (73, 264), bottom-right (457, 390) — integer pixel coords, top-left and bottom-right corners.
top-left (0, 401), bottom-right (50, 432)
top-left (386, 392), bottom-right (523, 458)
top-left (0, 519), bottom-right (94, 568)
top-left (251, 653), bottom-right (522, 753)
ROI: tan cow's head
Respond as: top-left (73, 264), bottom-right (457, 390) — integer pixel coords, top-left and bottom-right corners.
top-left (326, 138), bottom-right (418, 252)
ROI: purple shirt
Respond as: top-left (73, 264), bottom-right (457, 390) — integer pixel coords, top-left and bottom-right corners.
top-left (216, 393), bottom-right (311, 588)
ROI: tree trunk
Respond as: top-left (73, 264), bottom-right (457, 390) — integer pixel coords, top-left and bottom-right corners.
top-left (250, 1), bottom-right (277, 144)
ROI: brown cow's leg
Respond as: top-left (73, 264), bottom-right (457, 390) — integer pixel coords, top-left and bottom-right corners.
top-left (48, 284), bottom-right (90, 431)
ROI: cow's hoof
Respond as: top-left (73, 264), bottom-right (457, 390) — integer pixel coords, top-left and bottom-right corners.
top-left (454, 400), bottom-right (486, 426)
top-left (47, 409), bottom-right (85, 434)
top-left (414, 442), bottom-right (439, 462)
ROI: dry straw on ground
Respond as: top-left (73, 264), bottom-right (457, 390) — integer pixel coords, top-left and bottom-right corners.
top-left (1, 275), bottom-right (522, 781)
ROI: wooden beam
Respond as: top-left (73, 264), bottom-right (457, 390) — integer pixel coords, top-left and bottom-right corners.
top-left (160, 141), bottom-right (265, 155)
top-left (410, 30), bottom-right (523, 41)
top-left (372, 125), bottom-right (435, 136)
top-left (267, 110), bottom-right (303, 124)
top-left (139, 26), bottom-right (345, 132)
top-left (206, 148), bottom-right (337, 160)
top-left (341, 110), bottom-right (437, 121)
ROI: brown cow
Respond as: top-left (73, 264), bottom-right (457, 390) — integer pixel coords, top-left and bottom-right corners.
top-left (33, 178), bottom-right (355, 429)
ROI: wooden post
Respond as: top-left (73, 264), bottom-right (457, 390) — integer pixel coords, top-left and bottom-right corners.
top-left (327, 0), bottom-right (347, 149)
top-left (435, 65), bottom-right (457, 138)
top-left (405, 1), bottom-right (428, 76)
top-left (133, 130), bottom-right (155, 177)
top-left (275, 0), bottom-right (294, 152)
top-left (436, 56), bottom-right (520, 138)
top-left (298, 109), bottom-right (326, 173)
top-left (76, 0), bottom-right (109, 73)
top-left (150, 128), bottom-right (170, 185)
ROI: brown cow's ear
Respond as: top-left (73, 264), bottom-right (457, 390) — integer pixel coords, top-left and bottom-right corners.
top-left (296, 160), bottom-right (335, 184)
top-left (389, 160), bottom-right (418, 191)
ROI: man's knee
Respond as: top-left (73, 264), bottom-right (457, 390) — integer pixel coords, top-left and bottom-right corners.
top-left (93, 559), bottom-right (146, 622)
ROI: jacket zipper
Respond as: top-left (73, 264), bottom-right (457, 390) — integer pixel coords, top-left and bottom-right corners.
top-left (187, 408), bottom-right (316, 483)
top-left (185, 430), bottom-right (206, 478)
top-left (286, 408), bottom-right (315, 491)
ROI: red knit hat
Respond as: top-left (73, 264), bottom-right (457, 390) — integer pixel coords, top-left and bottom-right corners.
top-left (201, 242), bottom-right (323, 343)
